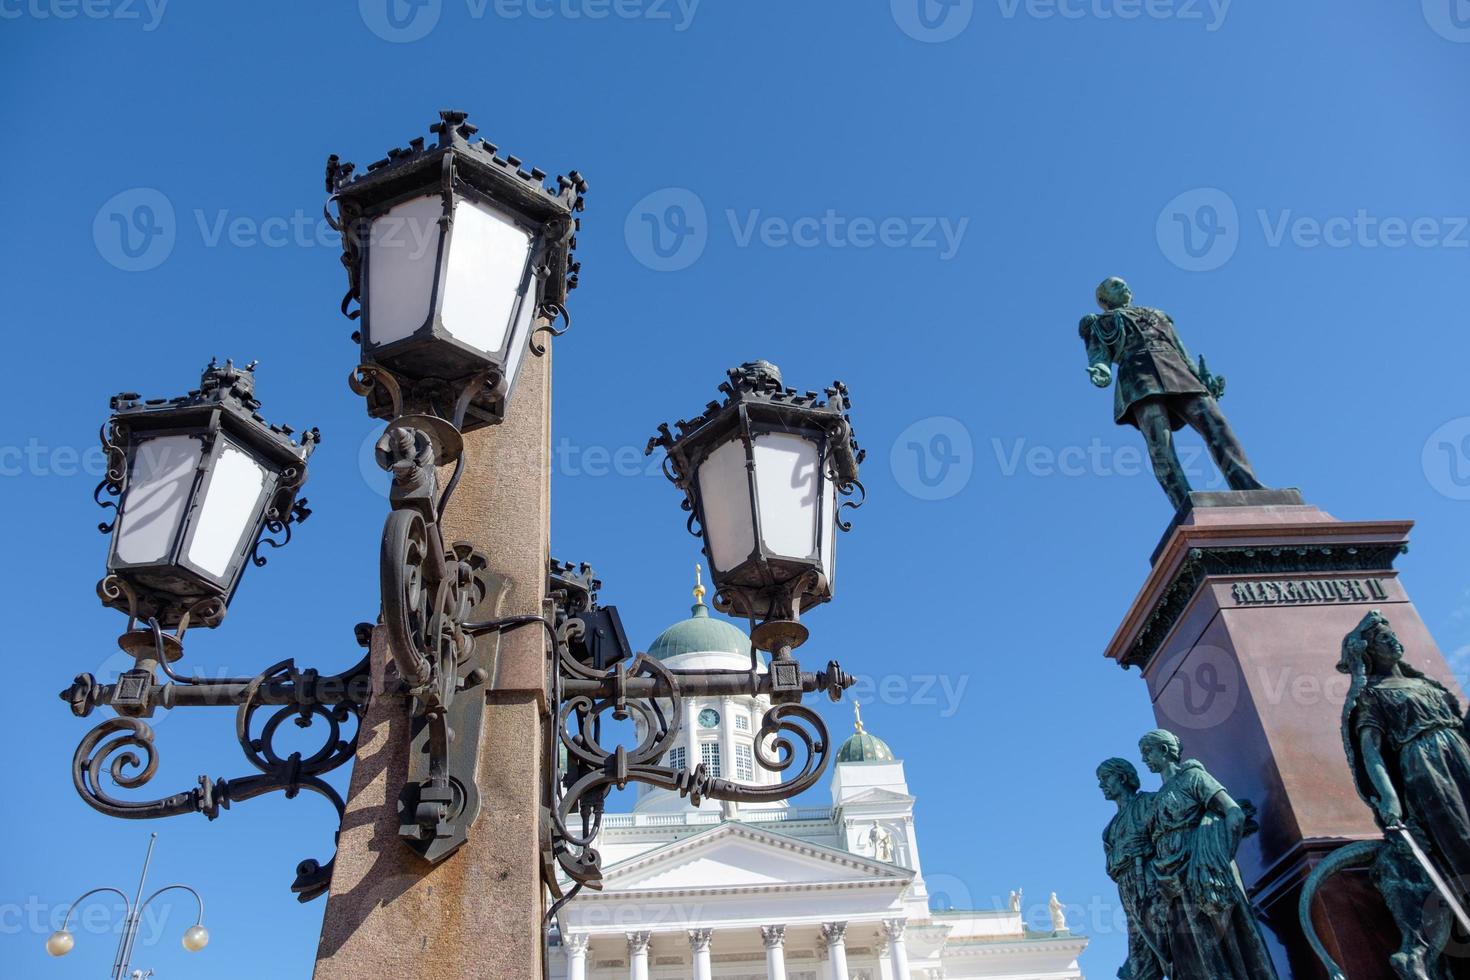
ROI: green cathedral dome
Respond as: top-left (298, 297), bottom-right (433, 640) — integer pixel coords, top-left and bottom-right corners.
top-left (647, 568), bottom-right (751, 660)
top-left (836, 704), bottom-right (895, 762)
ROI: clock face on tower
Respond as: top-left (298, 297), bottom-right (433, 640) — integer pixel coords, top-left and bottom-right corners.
top-left (698, 708), bottom-right (721, 729)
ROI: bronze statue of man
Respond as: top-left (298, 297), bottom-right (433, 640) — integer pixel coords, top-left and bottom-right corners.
top-left (1098, 758), bottom-right (1169, 980)
top-left (1079, 277), bottom-right (1265, 511)
top-left (1139, 729), bottom-right (1278, 979)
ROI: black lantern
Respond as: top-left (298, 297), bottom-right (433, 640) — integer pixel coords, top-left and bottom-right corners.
top-left (96, 360), bottom-right (316, 629)
top-left (647, 361), bottom-right (865, 628)
top-left (327, 109), bottom-right (587, 431)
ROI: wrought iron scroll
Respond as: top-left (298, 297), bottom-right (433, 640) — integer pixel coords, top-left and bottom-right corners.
top-left (545, 600), bottom-right (850, 893)
top-left (251, 431), bottom-right (319, 568)
top-left (93, 419), bottom-right (128, 533)
top-left (530, 302), bottom-right (571, 357)
top-left (64, 640), bottom-right (371, 903)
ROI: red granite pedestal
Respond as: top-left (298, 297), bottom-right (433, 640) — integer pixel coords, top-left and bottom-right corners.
top-left (1103, 492), bottom-right (1467, 979)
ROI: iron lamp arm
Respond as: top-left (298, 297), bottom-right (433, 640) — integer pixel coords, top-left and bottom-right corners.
top-left (57, 886), bottom-right (133, 933)
top-left (137, 883), bottom-right (205, 927)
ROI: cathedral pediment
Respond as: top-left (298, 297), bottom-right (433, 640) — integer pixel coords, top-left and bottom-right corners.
top-left (836, 787), bottom-right (916, 807)
top-left (600, 820), bottom-right (912, 893)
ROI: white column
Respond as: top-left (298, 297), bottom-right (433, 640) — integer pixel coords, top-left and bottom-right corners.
top-left (627, 931), bottom-right (650, 980)
top-left (761, 925), bottom-right (787, 980)
top-left (822, 922), bottom-right (849, 980)
top-left (684, 697), bottom-right (699, 800)
top-left (689, 928), bottom-right (714, 980)
top-left (565, 933), bottom-right (589, 980)
top-left (875, 938), bottom-right (893, 980)
top-left (720, 695), bottom-right (735, 781)
top-left (901, 814), bottom-right (923, 876)
top-left (884, 919), bottom-right (911, 979)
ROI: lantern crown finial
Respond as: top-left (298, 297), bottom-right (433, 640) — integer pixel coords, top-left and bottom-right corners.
top-left (733, 360), bottom-right (784, 392)
top-left (693, 563), bottom-right (707, 606)
top-left (854, 701), bottom-right (865, 734)
top-left (431, 109), bottom-right (477, 148)
top-left (198, 357), bottom-right (259, 410)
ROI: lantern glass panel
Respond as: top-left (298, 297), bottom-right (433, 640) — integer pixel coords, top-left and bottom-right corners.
top-left (186, 440), bottom-right (268, 579)
top-left (820, 457), bottom-right (837, 587)
top-left (115, 434), bottom-right (202, 566)
top-left (500, 270), bottom-right (537, 396)
top-left (751, 432), bottom-right (821, 560)
top-left (440, 197), bottom-right (536, 357)
top-left (366, 195), bottom-right (444, 346)
top-left (696, 437), bottom-right (755, 574)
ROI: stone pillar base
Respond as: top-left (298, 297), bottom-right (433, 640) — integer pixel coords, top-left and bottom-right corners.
top-left (314, 691), bottom-right (544, 980)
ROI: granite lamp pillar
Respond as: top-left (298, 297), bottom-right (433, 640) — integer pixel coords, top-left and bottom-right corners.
top-left (1103, 491), bottom-right (1468, 978)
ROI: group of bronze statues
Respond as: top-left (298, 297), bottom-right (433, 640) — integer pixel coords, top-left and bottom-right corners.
top-left (1098, 611), bottom-right (1470, 979)
top-left (1078, 278), bottom-right (1470, 977)
top-left (1098, 732), bottom-right (1277, 979)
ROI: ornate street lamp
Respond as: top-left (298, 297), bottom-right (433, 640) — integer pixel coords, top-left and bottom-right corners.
top-left (95, 358), bottom-right (317, 632)
top-left (66, 362), bottom-right (360, 902)
top-left (646, 360), bottom-right (865, 649)
top-left (45, 833), bottom-right (208, 980)
top-left (543, 364), bottom-right (865, 898)
top-left (324, 110), bottom-right (587, 863)
top-left (60, 111), bottom-right (593, 899)
top-left (327, 108), bottom-right (586, 431)
top-left (58, 114), bottom-right (872, 932)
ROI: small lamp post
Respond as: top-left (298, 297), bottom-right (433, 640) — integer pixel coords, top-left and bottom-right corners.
top-left (45, 833), bottom-right (208, 980)
top-left (327, 108), bottom-right (586, 431)
top-left (646, 360), bottom-right (865, 651)
top-left (96, 358), bottom-right (317, 632)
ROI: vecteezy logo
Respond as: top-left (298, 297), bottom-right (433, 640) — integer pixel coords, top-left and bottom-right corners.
top-left (93, 188), bottom-right (176, 272)
top-left (358, 422), bottom-right (392, 500)
top-left (891, 0), bottom-right (973, 42)
top-left (1423, 0), bottom-right (1470, 41)
top-left (890, 416), bottom-right (974, 501)
top-left (1156, 645), bottom-right (1240, 731)
top-left (1156, 187), bottom-right (1239, 272)
top-left (920, 872), bottom-right (975, 914)
top-left (359, 0), bottom-right (442, 42)
top-left (1422, 417), bottom-right (1470, 500)
top-left (624, 188), bottom-right (708, 272)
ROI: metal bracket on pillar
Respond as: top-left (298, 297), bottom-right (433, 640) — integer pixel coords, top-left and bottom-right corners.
top-left (361, 366), bottom-right (527, 865)
top-left (542, 562), bottom-right (853, 896)
top-left (61, 620), bottom-right (375, 903)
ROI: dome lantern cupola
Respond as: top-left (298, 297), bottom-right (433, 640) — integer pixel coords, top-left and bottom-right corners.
top-left (647, 565), bottom-right (751, 661)
top-left (836, 702), bottom-right (895, 763)
top-left (635, 567), bottom-right (782, 815)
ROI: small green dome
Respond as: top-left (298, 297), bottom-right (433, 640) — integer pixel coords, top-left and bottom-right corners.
top-left (836, 704), bottom-right (895, 762)
top-left (648, 601), bottom-right (751, 660)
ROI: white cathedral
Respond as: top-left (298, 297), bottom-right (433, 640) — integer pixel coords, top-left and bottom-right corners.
top-left (549, 581), bottom-right (1088, 980)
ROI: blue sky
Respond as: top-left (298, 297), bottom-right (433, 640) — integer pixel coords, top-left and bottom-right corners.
top-left (3, 1), bottom-right (1470, 976)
